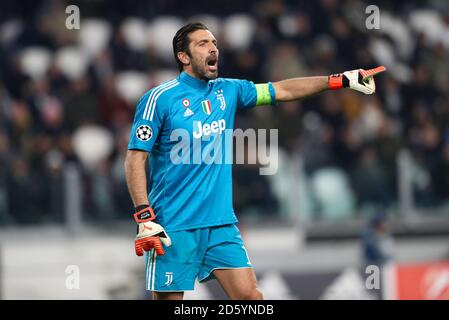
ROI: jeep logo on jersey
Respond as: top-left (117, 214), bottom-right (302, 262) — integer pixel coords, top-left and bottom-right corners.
top-left (193, 119), bottom-right (226, 139)
top-left (136, 125), bottom-right (152, 141)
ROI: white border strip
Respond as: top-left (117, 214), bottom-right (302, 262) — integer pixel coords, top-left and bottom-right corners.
top-left (198, 266), bottom-right (254, 282)
top-left (151, 250), bottom-right (157, 290)
top-left (145, 250), bottom-right (152, 290)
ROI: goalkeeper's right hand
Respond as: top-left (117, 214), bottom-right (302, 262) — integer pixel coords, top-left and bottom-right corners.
top-left (328, 66), bottom-right (386, 94)
top-left (133, 205), bottom-right (172, 256)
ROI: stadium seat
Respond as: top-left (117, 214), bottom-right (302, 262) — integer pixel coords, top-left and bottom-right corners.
top-left (115, 71), bottom-right (149, 104)
top-left (72, 125), bottom-right (114, 170)
top-left (380, 13), bottom-right (413, 60)
top-left (55, 46), bottom-right (89, 80)
top-left (223, 14), bottom-right (256, 51)
top-left (266, 150), bottom-right (314, 222)
top-left (310, 168), bottom-right (356, 220)
top-left (409, 10), bottom-right (447, 46)
top-left (0, 19), bottom-right (23, 45)
top-left (409, 10), bottom-right (440, 32)
top-left (78, 18), bottom-right (112, 57)
top-left (369, 38), bottom-right (396, 68)
top-left (149, 16), bottom-right (185, 62)
top-left (188, 14), bottom-right (221, 36)
top-left (20, 47), bottom-right (52, 79)
top-left (120, 18), bottom-right (148, 52)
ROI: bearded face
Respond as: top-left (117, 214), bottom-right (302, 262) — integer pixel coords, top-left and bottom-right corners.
top-left (182, 29), bottom-right (219, 80)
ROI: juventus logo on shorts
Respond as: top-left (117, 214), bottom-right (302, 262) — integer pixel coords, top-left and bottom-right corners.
top-left (165, 272), bottom-right (173, 286)
top-left (136, 125), bottom-right (153, 141)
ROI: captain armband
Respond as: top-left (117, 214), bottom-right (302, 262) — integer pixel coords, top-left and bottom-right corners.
top-left (255, 82), bottom-right (276, 106)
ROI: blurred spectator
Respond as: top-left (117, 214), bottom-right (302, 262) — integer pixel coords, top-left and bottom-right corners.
top-left (96, 74), bottom-right (133, 129)
top-left (0, 130), bottom-right (10, 223)
top-left (62, 76), bottom-right (97, 130)
top-left (352, 146), bottom-right (391, 209)
top-left (266, 42), bottom-right (308, 81)
top-left (361, 211), bottom-right (395, 268)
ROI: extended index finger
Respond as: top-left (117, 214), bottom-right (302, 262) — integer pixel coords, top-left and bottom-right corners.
top-left (361, 66), bottom-right (386, 79)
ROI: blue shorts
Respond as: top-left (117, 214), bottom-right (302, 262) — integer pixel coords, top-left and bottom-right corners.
top-left (145, 223), bottom-right (253, 291)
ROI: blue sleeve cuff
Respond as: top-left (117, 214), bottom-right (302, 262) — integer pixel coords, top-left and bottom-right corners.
top-left (268, 82), bottom-right (276, 105)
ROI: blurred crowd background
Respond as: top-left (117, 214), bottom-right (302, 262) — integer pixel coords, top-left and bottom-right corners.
top-left (1, 0), bottom-right (449, 227)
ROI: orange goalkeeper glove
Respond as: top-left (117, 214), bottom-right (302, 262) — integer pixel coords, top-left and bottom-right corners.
top-left (328, 66), bottom-right (386, 94)
top-left (133, 205), bottom-right (171, 256)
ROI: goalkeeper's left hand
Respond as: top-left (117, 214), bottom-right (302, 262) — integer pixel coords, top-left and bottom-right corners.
top-left (133, 205), bottom-right (172, 256)
top-left (328, 66), bottom-right (386, 94)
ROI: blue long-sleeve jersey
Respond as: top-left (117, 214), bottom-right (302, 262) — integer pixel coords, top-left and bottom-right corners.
top-left (128, 71), bottom-right (275, 232)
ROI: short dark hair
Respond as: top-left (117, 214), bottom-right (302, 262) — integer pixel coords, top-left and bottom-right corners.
top-left (173, 22), bottom-right (209, 72)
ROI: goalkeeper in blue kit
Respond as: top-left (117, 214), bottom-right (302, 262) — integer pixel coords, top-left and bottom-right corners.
top-left (125, 22), bottom-right (385, 300)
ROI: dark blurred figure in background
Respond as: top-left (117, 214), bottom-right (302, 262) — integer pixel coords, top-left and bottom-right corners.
top-left (361, 211), bottom-right (395, 269)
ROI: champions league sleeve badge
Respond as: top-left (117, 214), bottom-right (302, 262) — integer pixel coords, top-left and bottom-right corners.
top-left (136, 125), bottom-right (153, 141)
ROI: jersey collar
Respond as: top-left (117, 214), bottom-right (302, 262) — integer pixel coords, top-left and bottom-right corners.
top-left (179, 71), bottom-right (210, 90)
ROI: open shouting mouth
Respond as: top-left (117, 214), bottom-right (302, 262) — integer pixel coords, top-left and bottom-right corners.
top-left (206, 56), bottom-right (218, 72)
